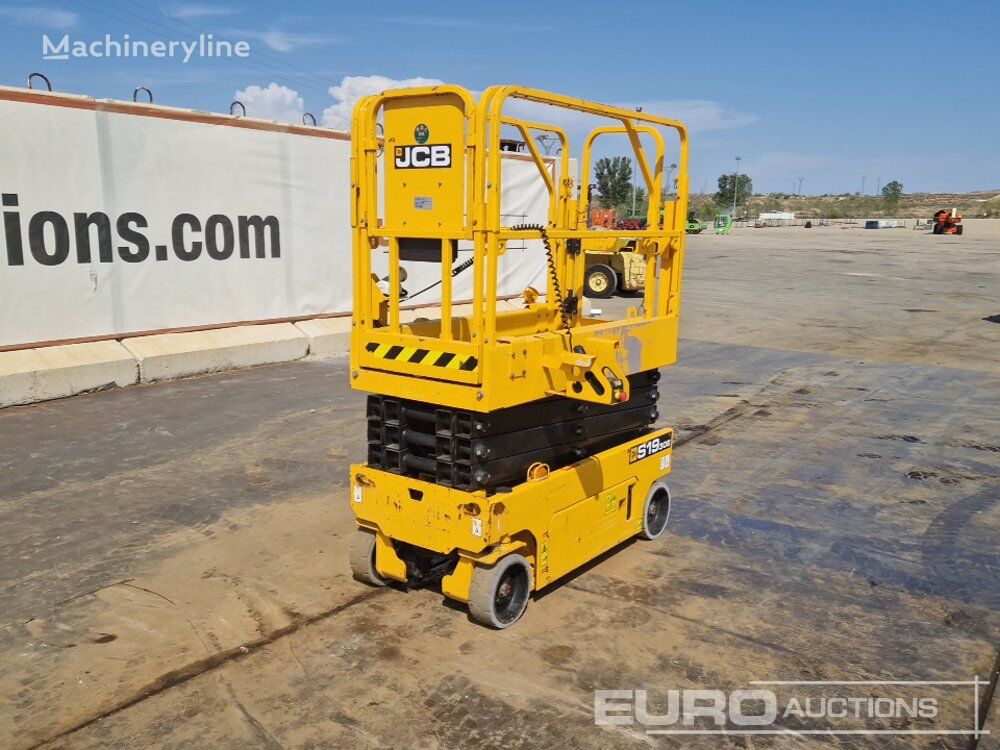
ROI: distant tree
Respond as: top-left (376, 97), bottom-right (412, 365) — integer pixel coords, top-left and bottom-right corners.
top-left (882, 180), bottom-right (903, 199)
top-left (594, 157), bottom-right (634, 209)
top-left (715, 173), bottom-right (753, 211)
top-left (881, 180), bottom-right (904, 212)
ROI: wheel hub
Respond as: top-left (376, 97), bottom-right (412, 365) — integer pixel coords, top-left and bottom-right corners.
top-left (494, 567), bottom-right (528, 623)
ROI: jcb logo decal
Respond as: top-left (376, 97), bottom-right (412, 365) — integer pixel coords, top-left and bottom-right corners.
top-left (628, 434), bottom-right (672, 463)
top-left (394, 144), bottom-right (452, 169)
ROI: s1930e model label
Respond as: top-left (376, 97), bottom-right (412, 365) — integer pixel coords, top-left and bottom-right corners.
top-left (628, 434), bottom-right (672, 463)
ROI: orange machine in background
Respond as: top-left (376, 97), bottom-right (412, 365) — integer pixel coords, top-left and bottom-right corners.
top-left (932, 209), bottom-right (964, 235)
top-left (590, 208), bottom-right (617, 228)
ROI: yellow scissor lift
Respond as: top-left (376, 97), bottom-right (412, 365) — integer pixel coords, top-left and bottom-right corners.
top-left (348, 85), bottom-right (689, 628)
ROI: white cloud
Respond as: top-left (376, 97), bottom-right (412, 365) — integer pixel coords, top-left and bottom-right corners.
top-left (168, 4), bottom-right (237, 19)
top-left (227, 28), bottom-right (341, 52)
top-left (0, 6), bottom-right (78, 29)
top-left (321, 74), bottom-right (445, 131)
top-left (234, 82), bottom-right (304, 123)
top-left (627, 100), bottom-right (758, 132)
top-left (505, 97), bottom-right (757, 134)
top-left (387, 16), bottom-right (552, 32)
top-left (235, 74), bottom-right (754, 150)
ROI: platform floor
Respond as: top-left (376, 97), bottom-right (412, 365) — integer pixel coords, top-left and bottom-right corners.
top-left (2, 225), bottom-right (998, 749)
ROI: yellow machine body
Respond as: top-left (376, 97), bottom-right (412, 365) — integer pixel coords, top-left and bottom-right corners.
top-left (582, 238), bottom-right (647, 295)
top-left (348, 85), bottom-right (688, 626)
top-left (352, 427), bottom-right (673, 597)
top-left (350, 85), bottom-right (689, 411)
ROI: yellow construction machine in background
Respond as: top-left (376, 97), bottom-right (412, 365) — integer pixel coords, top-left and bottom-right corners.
top-left (347, 84), bottom-right (688, 627)
top-left (581, 235), bottom-right (645, 298)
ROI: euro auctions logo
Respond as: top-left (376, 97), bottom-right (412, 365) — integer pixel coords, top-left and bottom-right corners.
top-left (42, 33), bottom-right (250, 63)
top-left (595, 678), bottom-right (990, 738)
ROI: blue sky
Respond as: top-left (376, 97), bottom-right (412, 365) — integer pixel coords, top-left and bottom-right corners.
top-left (1, 0), bottom-right (997, 194)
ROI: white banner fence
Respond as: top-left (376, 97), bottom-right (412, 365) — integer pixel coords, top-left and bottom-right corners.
top-left (0, 87), bottom-right (552, 350)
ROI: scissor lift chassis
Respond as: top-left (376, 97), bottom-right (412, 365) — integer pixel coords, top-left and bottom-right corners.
top-left (347, 85), bottom-right (689, 627)
top-left (365, 370), bottom-right (661, 492)
top-left (351, 427), bottom-right (673, 620)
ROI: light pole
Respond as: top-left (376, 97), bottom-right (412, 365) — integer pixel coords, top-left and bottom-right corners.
top-left (631, 157), bottom-right (637, 215)
top-left (631, 106), bottom-right (643, 216)
top-left (535, 134), bottom-right (557, 155)
top-left (861, 176), bottom-right (866, 196)
top-left (732, 155), bottom-right (742, 217)
top-left (665, 162), bottom-right (678, 199)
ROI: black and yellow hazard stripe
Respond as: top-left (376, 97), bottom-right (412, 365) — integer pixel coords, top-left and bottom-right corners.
top-left (365, 342), bottom-right (478, 371)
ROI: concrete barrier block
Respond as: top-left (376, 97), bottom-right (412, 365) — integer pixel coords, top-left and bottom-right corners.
top-left (122, 323), bottom-right (308, 382)
top-left (401, 306), bottom-right (432, 323)
top-left (498, 298), bottom-right (526, 312)
top-left (295, 317), bottom-right (352, 356)
top-left (402, 302), bottom-right (476, 323)
top-left (0, 340), bottom-right (138, 408)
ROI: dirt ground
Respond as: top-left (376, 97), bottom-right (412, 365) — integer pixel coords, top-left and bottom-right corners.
top-left (1, 221), bottom-right (998, 749)
top-left (604, 218), bottom-right (1000, 374)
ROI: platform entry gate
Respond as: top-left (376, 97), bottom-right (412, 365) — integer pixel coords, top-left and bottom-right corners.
top-left (350, 85), bottom-right (690, 413)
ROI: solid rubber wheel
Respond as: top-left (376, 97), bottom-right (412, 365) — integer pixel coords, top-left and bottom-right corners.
top-left (468, 554), bottom-right (531, 629)
top-left (639, 481), bottom-right (671, 540)
top-left (350, 529), bottom-right (387, 586)
top-left (584, 264), bottom-right (617, 299)
top-left (955, 225), bottom-right (963, 235)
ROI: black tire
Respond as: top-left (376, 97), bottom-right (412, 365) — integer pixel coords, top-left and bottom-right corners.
top-left (932, 224), bottom-right (943, 234)
top-left (468, 554), bottom-right (532, 629)
top-left (639, 481), bottom-right (671, 541)
top-left (584, 264), bottom-right (617, 299)
top-left (955, 225), bottom-right (964, 235)
top-left (349, 528), bottom-right (387, 586)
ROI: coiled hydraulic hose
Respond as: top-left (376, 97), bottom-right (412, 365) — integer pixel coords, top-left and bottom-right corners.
top-left (510, 223), bottom-right (571, 331)
top-left (406, 225), bottom-right (574, 334)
